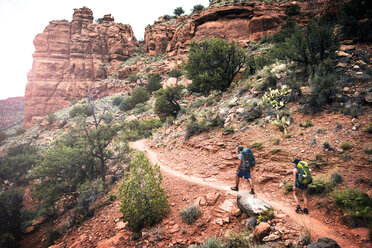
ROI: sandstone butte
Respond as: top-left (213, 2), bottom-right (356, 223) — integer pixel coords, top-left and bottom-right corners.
top-left (24, 0), bottom-right (334, 128)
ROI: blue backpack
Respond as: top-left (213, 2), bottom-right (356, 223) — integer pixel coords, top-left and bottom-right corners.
top-left (241, 148), bottom-right (255, 169)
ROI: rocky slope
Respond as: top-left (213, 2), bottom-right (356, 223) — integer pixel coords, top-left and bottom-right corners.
top-left (24, 7), bottom-right (138, 128)
top-left (0, 97), bottom-right (24, 134)
top-left (144, 0), bottom-right (334, 56)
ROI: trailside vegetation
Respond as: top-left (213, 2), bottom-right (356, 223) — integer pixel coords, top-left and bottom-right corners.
top-left (154, 85), bottom-right (183, 121)
top-left (185, 38), bottom-right (246, 95)
top-left (119, 152), bottom-right (169, 233)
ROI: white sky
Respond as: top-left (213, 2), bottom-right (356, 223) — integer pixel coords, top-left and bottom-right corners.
top-left (0, 0), bottom-right (209, 100)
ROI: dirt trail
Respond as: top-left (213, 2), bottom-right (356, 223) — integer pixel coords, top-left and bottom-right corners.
top-left (131, 139), bottom-right (360, 248)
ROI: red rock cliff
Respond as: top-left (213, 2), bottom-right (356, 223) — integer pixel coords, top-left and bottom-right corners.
top-left (144, 0), bottom-right (335, 56)
top-left (24, 7), bottom-right (138, 128)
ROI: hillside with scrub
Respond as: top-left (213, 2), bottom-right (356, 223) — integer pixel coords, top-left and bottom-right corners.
top-left (0, 0), bottom-right (371, 247)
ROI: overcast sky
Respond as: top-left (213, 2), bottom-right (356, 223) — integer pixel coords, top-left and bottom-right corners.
top-left (0, 0), bottom-right (209, 100)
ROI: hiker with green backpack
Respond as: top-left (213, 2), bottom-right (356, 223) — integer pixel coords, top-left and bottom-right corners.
top-left (292, 158), bottom-right (313, 214)
top-left (231, 145), bottom-right (255, 194)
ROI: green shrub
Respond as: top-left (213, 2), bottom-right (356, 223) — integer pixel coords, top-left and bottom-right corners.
top-left (154, 85), bottom-right (183, 120)
top-left (192, 237), bottom-right (228, 248)
top-left (46, 113), bottom-right (57, 125)
top-left (119, 152), bottom-right (169, 232)
top-left (76, 179), bottom-right (106, 218)
top-left (146, 73), bottom-right (162, 94)
top-left (112, 96), bottom-right (123, 106)
top-left (121, 118), bottom-right (162, 141)
top-left (257, 209), bottom-right (274, 223)
top-left (364, 122), bottom-right (372, 133)
top-left (309, 60), bottom-right (338, 109)
top-left (0, 189), bottom-right (24, 248)
top-left (168, 69), bottom-right (183, 78)
top-left (0, 144), bottom-right (39, 186)
top-left (252, 141), bottom-right (263, 149)
top-left (119, 97), bottom-right (135, 111)
top-left (191, 4), bottom-right (205, 13)
top-left (255, 74), bottom-right (277, 92)
top-left (179, 205), bottom-right (201, 225)
top-left (185, 38), bottom-right (246, 95)
top-left (332, 189), bottom-right (372, 217)
top-left (285, 3), bottom-right (301, 16)
top-left (339, 0), bottom-right (372, 42)
top-left (273, 18), bottom-right (339, 69)
top-left (284, 181), bottom-right (293, 194)
top-left (16, 128), bottom-right (25, 135)
top-left (174, 7), bottom-right (184, 16)
top-left (307, 177), bottom-right (333, 195)
top-left (300, 119), bottom-right (313, 128)
top-left (340, 141), bottom-right (351, 150)
top-left (131, 86), bottom-right (150, 105)
top-left (69, 105), bottom-right (93, 118)
top-left (222, 125), bottom-right (235, 135)
top-left (127, 74), bottom-right (138, 83)
top-left (0, 131), bottom-right (7, 144)
top-left (225, 232), bottom-right (251, 248)
top-left (364, 144), bottom-right (372, 154)
top-left (272, 137), bottom-right (280, 145)
top-left (44, 229), bottom-right (61, 247)
top-left (331, 172), bottom-right (343, 184)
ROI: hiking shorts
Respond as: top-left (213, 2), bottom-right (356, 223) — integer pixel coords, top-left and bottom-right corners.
top-left (295, 181), bottom-right (308, 190)
top-left (237, 168), bottom-right (251, 179)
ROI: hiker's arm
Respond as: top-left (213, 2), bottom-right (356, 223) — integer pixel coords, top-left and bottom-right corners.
top-left (292, 168), bottom-right (297, 190)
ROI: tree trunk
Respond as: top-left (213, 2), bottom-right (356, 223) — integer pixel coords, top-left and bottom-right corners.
top-left (100, 157), bottom-right (105, 183)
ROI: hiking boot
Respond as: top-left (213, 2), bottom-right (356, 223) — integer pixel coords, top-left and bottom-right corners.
top-left (231, 186), bottom-right (239, 191)
top-left (295, 205), bottom-right (302, 213)
top-left (250, 188), bottom-right (255, 194)
top-left (303, 208), bottom-right (309, 214)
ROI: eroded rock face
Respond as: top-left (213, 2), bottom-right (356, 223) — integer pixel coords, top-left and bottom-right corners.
top-left (144, 0), bottom-right (335, 56)
top-left (24, 7), bottom-right (138, 128)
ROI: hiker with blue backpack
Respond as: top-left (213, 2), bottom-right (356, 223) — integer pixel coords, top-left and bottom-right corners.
top-left (231, 145), bottom-right (255, 194)
top-left (292, 158), bottom-right (313, 214)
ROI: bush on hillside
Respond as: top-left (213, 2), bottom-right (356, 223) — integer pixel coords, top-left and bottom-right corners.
top-left (332, 188), bottom-right (372, 217)
top-left (285, 3), bottom-right (301, 16)
top-left (179, 205), bottom-right (201, 224)
top-left (339, 0), bottom-right (372, 42)
top-left (119, 152), bottom-right (169, 233)
top-left (174, 7), bottom-right (185, 16)
top-left (112, 96), bottom-right (123, 106)
top-left (146, 73), bottom-right (162, 94)
top-left (0, 144), bottom-right (39, 186)
top-left (69, 105), bottom-right (93, 118)
top-left (0, 131), bottom-right (7, 144)
top-left (0, 189), bottom-right (24, 248)
top-left (119, 97), bottom-right (135, 111)
top-left (75, 179), bottom-right (106, 219)
top-left (273, 18), bottom-right (339, 70)
top-left (309, 59), bottom-right (338, 109)
top-left (127, 74), bottom-right (138, 83)
top-left (131, 86), bottom-right (150, 105)
top-left (168, 69), bottom-right (183, 78)
top-left (121, 118), bottom-right (162, 141)
top-left (154, 85), bottom-right (183, 121)
top-left (191, 4), bottom-right (205, 14)
top-left (185, 38), bottom-right (246, 95)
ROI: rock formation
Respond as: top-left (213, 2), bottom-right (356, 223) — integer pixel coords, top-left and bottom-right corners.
top-left (24, 7), bottom-right (138, 128)
top-left (144, 0), bottom-right (334, 56)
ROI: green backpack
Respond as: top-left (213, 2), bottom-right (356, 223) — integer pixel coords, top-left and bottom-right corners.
top-left (297, 161), bottom-right (313, 184)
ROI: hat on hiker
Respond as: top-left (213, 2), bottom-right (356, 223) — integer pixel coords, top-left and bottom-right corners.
top-left (237, 145), bottom-right (244, 151)
top-left (292, 158), bottom-right (300, 164)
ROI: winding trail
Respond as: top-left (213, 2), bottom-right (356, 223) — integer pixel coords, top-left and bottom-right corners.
top-left (131, 139), bottom-right (359, 248)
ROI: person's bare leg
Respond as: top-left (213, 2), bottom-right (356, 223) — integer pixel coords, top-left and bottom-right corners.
top-left (302, 189), bottom-right (308, 209)
top-left (235, 176), bottom-right (240, 188)
top-left (248, 178), bottom-right (254, 190)
top-left (293, 188), bottom-right (300, 206)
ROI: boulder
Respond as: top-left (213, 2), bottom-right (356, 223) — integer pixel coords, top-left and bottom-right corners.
top-left (237, 192), bottom-right (271, 216)
top-left (252, 222), bottom-right (270, 241)
top-left (307, 237), bottom-right (340, 248)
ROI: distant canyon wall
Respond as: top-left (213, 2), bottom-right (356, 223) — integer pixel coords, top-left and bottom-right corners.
top-left (24, 7), bottom-right (138, 128)
top-left (144, 0), bottom-right (335, 56)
